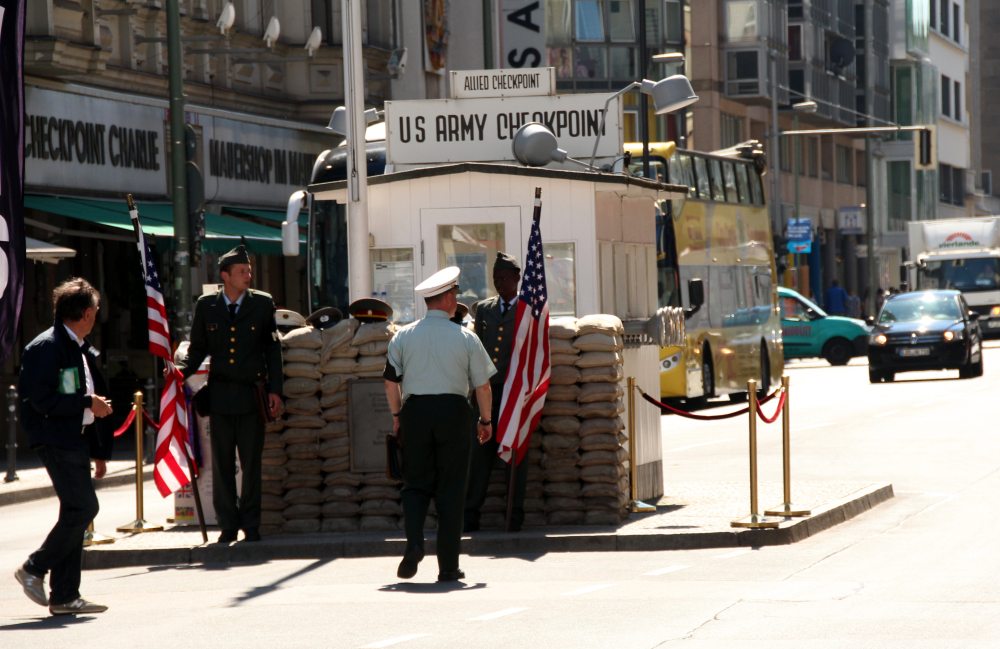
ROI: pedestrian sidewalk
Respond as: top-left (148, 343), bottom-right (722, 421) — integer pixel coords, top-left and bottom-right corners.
top-left (0, 459), bottom-right (893, 570)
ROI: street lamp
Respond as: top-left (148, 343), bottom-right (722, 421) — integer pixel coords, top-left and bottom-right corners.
top-left (653, 52), bottom-right (688, 162)
top-left (589, 75), bottom-right (699, 169)
top-left (792, 100), bottom-right (817, 292)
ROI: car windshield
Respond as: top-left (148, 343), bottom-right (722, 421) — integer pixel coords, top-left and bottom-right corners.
top-left (919, 257), bottom-right (1000, 292)
top-left (878, 294), bottom-right (961, 323)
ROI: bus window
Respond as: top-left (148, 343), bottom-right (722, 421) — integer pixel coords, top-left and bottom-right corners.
top-left (722, 161), bottom-right (739, 204)
top-left (748, 166), bottom-right (763, 204)
top-left (735, 162), bottom-right (750, 204)
top-left (709, 158), bottom-right (726, 202)
top-left (693, 155), bottom-right (711, 199)
top-left (668, 153), bottom-right (694, 192)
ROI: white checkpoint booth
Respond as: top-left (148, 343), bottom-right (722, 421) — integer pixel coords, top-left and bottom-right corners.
top-left (309, 162), bottom-right (687, 500)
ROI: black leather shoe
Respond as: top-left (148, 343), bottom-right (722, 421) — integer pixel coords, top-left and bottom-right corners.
top-left (397, 547), bottom-right (424, 579)
top-left (217, 529), bottom-right (238, 543)
top-left (437, 569), bottom-right (465, 582)
top-left (242, 528), bottom-right (262, 542)
top-left (463, 521), bottom-right (480, 533)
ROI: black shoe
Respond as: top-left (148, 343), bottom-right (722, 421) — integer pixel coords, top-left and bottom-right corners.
top-left (397, 547), bottom-right (424, 579)
top-left (437, 569), bottom-right (465, 582)
top-left (217, 529), bottom-right (238, 543)
top-left (242, 528), bottom-right (261, 542)
top-left (463, 521), bottom-right (480, 533)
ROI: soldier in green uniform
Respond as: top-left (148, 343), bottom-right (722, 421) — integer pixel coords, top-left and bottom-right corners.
top-left (464, 252), bottom-right (529, 532)
top-left (177, 245), bottom-right (283, 544)
top-left (384, 266), bottom-right (496, 582)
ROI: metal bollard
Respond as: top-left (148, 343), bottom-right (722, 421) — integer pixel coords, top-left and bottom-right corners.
top-left (765, 375), bottom-right (811, 517)
top-left (143, 377), bottom-right (156, 464)
top-left (626, 377), bottom-right (655, 513)
top-left (117, 391), bottom-right (163, 533)
top-left (4, 385), bottom-right (18, 483)
top-left (731, 379), bottom-right (780, 529)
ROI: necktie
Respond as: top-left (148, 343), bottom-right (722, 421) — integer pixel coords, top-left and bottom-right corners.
top-left (501, 302), bottom-right (508, 316)
top-left (228, 303), bottom-right (238, 320)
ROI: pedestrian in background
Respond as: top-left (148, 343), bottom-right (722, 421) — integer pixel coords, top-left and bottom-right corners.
top-left (464, 252), bottom-right (530, 532)
top-left (15, 278), bottom-right (113, 615)
top-left (383, 266), bottom-right (496, 582)
top-left (824, 280), bottom-right (849, 316)
top-left (177, 245), bottom-right (283, 544)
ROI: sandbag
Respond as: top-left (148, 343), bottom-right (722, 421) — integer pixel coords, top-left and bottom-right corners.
top-left (352, 321), bottom-right (394, 346)
top-left (285, 395), bottom-right (320, 415)
top-left (573, 332), bottom-right (623, 352)
top-left (576, 314), bottom-right (624, 335)
top-left (578, 382), bottom-right (623, 403)
top-left (575, 351), bottom-right (623, 368)
top-left (284, 347), bottom-right (321, 364)
top-left (547, 384), bottom-right (580, 402)
top-left (549, 317), bottom-right (579, 339)
top-left (551, 337), bottom-right (578, 355)
top-left (283, 377), bottom-right (320, 398)
top-left (540, 416), bottom-right (580, 434)
top-left (550, 365), bottom-right (581, 385)
top-left (284, 362), bottom-right (322, 380)
top-left (282, 326), bottom-right (322, 349)
top-left (579, 365), bottom-right (624, 383)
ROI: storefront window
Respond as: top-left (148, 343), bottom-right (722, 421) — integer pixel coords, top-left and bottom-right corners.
top-left (543, 242), bottom-right (577, 316)
top-left (438, 223), bottom-right (505, 305)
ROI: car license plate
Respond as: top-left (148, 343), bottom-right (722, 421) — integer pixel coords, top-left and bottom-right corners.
top-left (988, 320), bottom-right (1000, 328)
top-left (898, 347), bottom-right (930, 357)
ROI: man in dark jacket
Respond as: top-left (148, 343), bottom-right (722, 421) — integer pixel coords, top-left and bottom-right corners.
top-left (464, 252), bottom-right (529, 532)
top-left (15, 278), bottom-right (113, 615)
top-left (176, 245), bottom-right (283, 543)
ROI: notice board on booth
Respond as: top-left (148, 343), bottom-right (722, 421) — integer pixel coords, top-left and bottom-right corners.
top-left (348, 378), bottom-right (394, 473)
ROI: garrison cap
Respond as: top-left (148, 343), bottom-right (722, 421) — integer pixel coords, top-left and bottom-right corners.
top-left (348, 298), bottom-right (392, 323)
top-left (415, 266), bottom-right (460, 298)
top-left (305, 306), bottom-right (344, 329)
top-left (275, 309), bottom-right (307, 331)
top-left (218, 244), bottom-right (251, 271)
top-left (450, 302), bottom-right (469, 325)
top-left (493, 251), bottom-right (521, 274)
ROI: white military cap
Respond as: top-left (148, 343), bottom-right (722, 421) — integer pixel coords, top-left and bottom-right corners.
top-left (415, 266), bottom-right (461, 298)
top-left (275, 309), bottom-right (306, 329)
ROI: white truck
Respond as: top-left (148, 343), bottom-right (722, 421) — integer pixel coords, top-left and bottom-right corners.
top-left (906, 217), bottom-right (1000, 334)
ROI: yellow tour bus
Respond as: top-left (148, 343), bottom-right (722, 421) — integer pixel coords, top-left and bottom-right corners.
top-left (626, 141), bottom-right (784, 402)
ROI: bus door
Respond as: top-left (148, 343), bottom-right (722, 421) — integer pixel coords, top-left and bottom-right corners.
top-left (418, 206), bottom-right (523, 319)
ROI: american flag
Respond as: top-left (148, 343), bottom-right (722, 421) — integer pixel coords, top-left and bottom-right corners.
top-left (129, 198), bottom-right (192, 497)
top-left (497, 188), bottom-right (551, 465)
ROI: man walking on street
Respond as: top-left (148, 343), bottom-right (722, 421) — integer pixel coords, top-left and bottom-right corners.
top-left (465, 252), bottom-right (529, 532)
top-left (15, 278), bottom-right (113, 615)
top-left (384, 266), bottom-right (496, 582)
top-left (177, 245), bottom-right (283, 544)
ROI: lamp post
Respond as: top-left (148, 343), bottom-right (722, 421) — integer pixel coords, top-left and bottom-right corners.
top-left (166, 0), bottom-right (191, 340)
top-left (792, 100), bottom-right (817, 292)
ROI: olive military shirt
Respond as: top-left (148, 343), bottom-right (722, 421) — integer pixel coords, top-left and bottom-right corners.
top-left (386, 310), bottom-right (496, 402)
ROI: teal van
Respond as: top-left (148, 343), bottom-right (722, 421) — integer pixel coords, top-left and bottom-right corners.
top-left (778, 286), bottom-right (870, 365)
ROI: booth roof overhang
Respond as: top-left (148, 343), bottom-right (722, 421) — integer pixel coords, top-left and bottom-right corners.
top-left (24, 195), bottom-right (304, 255)
top-left (26, 236), bottom-right (76, 264)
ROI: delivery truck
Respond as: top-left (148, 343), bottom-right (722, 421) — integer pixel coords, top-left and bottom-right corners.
top-left (906, 217), bottom-right (1000, 335)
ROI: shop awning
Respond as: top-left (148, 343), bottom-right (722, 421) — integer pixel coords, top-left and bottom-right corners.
top-left (26, 236), bottom-right (76, 264)
top-left (24, 195), bottom-right (291, 254)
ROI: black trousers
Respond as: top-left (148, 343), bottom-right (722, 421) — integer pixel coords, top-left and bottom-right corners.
top-left (27, 445), bottom-right (99, 605)
top-left (209, 409), bottom-right (264, 531)
top-left (464, 393), bottom-right (528, 529)
top-left (399, 394), bottom-right (472, 573)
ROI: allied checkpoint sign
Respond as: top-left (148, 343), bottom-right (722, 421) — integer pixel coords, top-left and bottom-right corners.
top-left (384, 92), bottom-right (622, 166)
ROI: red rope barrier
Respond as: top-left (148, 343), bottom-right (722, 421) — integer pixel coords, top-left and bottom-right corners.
top-left (143, 410), bottom-right (159, 430)
top-left (755, 389), bottom-right (786, 424)
top-left (112, 407), bottom-right (136, 438)
top-left (637, 385), bottom-right (782, 422)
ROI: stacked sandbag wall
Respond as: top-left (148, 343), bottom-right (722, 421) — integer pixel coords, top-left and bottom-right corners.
top-left (265, 314), bottom-right (631, 535)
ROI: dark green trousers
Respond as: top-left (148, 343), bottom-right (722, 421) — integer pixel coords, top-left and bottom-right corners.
top-left (209, 408), bottom-right (264, 532)
top-left (399, 394), bottom-right (472, 573)
top-left (464, 392), bottom-right (528, 530)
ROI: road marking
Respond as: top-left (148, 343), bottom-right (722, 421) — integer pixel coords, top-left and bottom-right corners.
top-left (563, 583), bottom-right (613, 596)
top-left (644, 564), bottom-right (690, 576)
top-left (667, 440), bottom-right (725, 453)
top-left (361, 634), bottom-right (430, 648)
top-left (714, 549), bottom-right (751, 560)
top-left (469, 607), bottom-right (529, 621)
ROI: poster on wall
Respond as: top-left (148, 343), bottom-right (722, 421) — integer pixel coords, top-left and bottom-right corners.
top-left (0, 0), bottom-right (26, 363)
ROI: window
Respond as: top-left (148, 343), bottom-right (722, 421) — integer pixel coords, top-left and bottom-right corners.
top-left (779, 135), bottom-right (792, 172)
top-left (821, 137), bottom-right (833, 180)
top-left (720, 113), bottom-right (743, 148)
top-left (888, 161), bottom-right (911, 233)
top-left (954, 80), bottom-right (962, 122)
top-left (836, 145), bottom-right (853, 184)
top-left (607, 0), bottom-right (635, 42)
top-left (735, 163), bottom-right (751, 204)
top-left (609, 46), bottom-right (636, 79)
top-left (693, 156), bottom-right (711, 198)
top-left (575, 0), bottom-right (606, 41)
top-left (709, 158), bottom-right (726, 201)
top-left (939, 163), bottom-right (965, 206)
top-left (953, 2), bottom-right (960, 45)
top-left (930, 0), bottom-right (937, 30)
top-left (547, 0), bottom-right (573, 45)
top-left (573, 46), bottom-right (607, 79)
top-left (722, 162), bottom-right (739, 202)
top-left (725, 0), bottom-right (759, 42)
top-left (856, 150), bottom-right (866, 187)
top-left (664, 0), bottom-right (683, 43)
top-left (941, 75), bottom-right (951, 118)
top-left (788, 24), bottom-right (802, 61)
top-left (806, 137), bottom-right (819, 178)
top-left (438, 223), bottom-right (506, 304)
top-left (543, 242), bottom-right (577, 317)
top-left (940, 0), bottom-right (949, 36)
top-left (727, 50), bottom-right (761, 95)
top-left (372, 249), bottom-right (415, 323)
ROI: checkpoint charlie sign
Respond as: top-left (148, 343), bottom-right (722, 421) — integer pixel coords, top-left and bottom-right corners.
top-left (384, 92), bottom-right (621, 165)
top-left (450, 68), bottom-right (555, 99)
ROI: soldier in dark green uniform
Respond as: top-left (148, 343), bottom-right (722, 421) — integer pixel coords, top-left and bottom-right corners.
top-left (177, 245), bottom-right (283, 544)
top-left (464, 251), bottom-right (530, 532)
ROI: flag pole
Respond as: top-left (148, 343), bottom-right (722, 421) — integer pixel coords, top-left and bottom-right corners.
top-left (127, 194), bottom-right (207, 543)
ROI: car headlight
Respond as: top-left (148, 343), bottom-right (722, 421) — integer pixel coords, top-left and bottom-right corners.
top-left (991, 306), bottom-right (1000, 317)
top-left (943, 329), bottom-right (964, 342)
top-left (870, 333), bottom-right (888, 346)
top-left (661, 353), bottom-right (682, 371)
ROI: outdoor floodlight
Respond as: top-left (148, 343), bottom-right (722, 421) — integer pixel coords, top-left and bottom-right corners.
top-left (263, 16), bottom-right (281, 49)
top-left (216, 2), bottom-right (235, 35)
top-left (305, 27), bottom-right (322, 57)
top-left (326, 106), bottom-right (382, 136)
top-left (512, 122), bottom-right (595, 170)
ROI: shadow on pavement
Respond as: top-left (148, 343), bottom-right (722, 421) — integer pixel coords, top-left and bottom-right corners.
top-left (380, 581), bottom-right (486, 594)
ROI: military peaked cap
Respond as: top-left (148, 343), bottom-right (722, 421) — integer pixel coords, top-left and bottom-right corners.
top-left (219, 244), bottom-right (251, 270)
top-left (493, 251), bottom-right (521, 273)
top-left (450, 302), bottom-right (469, 325)
top-left (349, 298), bottom-right (393, 323)
top-left (305, 306), bottom-right (344, 329)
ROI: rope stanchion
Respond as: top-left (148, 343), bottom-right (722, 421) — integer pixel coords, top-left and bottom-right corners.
top-left (626, 377), bottom-right (655, 514)
top-left (112, 407), bottom-right (136, 438)
top-left (117, 391), bottom-right (163, 534)
top-left (637, 386), bottom-right (781, 421)
top-left (83, 520), bottom-right (114, 546)
top-left (765, 375), bottom-right (811, 517)
top-left (755, 389), bottom-right (786, 424)
top-left (731, 379), bottom-right (780, 529)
